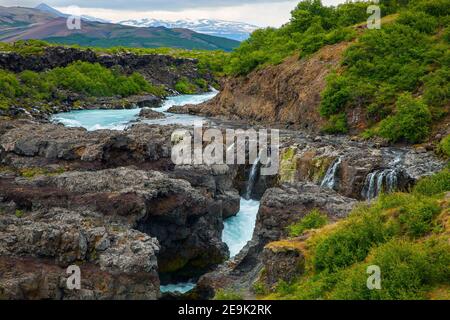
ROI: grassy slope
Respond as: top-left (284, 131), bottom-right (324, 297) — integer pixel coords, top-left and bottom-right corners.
top-left (258, 169), bottom-right (450, 300)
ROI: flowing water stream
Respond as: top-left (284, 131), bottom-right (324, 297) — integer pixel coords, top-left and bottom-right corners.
top-left (52, 90), bottom-right (262, 295)
top-left (51, 90), bottom-right (218, 130)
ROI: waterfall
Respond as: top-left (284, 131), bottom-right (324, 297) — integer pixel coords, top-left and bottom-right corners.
top-left (362, 168), bottom-right (402, 200)
top-left (321, 157), bottom-right (342, 190)
top-left (245, 156), bottom-right (261, 200)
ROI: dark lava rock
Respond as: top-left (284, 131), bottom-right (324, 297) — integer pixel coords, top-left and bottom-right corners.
top-left (261, 242), bottom-right (305, 288)
top-left (139, 108), bottom-right (166, 120)
top-left (0, 168), bottom-right (229, 278)
top-left (0, 206), bottom-right (160, 300)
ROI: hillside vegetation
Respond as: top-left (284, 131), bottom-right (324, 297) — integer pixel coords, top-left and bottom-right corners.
top-left (259, 169), bottom-right (450, 300)
top-left (0, 60), bottom-right (166, 111)
top-left (223, 0), bottom-right (449, 143)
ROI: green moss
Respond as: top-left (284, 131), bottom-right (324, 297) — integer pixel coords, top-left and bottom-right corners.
top-left (288, 209), bottom-right (328, 237)
top-left (15, 209), bottom-right (24, 218)
top-left (159, 256), bottom-right (189, 274)
top-left (310, 157), bottom-right (334, 182)
top-left (214, 289), bottom-right (244, 300)
top-left (18, 167), bottom-right (66, 179)
top-left (279, 147), bottom-right (298, 183)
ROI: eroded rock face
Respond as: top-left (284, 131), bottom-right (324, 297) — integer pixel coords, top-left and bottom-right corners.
top-left (0, 121), bottom-right (174, 171)
top-left (277, 134), bottom-right (444, 199)
top-left (165, 43), bottom-right (351, 133)
top-left (0, 168), bottom-right (229, 278)
top-left (0, 121), bottom-right (242, 218)
top-left (171, 164), bottom-right (240, 219)
top-left (195, 182), bottom-right (357, 299)
top-left (0, 207), bottom-right (160, 300)
top-left (261, 242), bottom-right (305, 289)
top-left (256, 182), bottom-right (357, 243)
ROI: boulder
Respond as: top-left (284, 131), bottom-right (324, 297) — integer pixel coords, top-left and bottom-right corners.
top-left (255, 182), bottom-right (357, 243)
top-left (261, 241), bottom-right (305, 288)
top-left (0, 168), bottom-right (229, 278)
top-left (139, 108), bottom-right (166, 120)
top-left (0, 207), bottom-right (160, 300)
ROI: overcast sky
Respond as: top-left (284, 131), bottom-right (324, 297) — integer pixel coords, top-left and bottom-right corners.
top-left (1, 0), bottom-right (347, 26)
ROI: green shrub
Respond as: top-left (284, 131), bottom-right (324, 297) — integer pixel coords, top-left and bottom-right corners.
top-left (398, 199), bottom-right (441, 237)
top-left (313, 207), bottom-right (395, 272)
top-left (322, 113), bottom-right (348, 134)
top-left (413, 169), bottom-right (450, 196)
top-left (397, 11), bottom-right (439, 34)
top-left (313, 189), bottom-right (443, 272)
top-left (438, 135), bottom-right (450, 158)
top-left (252, 280), bottom-right (268, 295)
top-left (378, 94), bottom-right (432, 143)
top-left (288, 209), bottom-right (328, 237)
top-left (46, 62), bottom-right (154, 97)
top-left (1, 61), bottom-right (163, 112)
top-left (0, 69), bottom-right (21, 99)
top-left (175, 78), bottom-right (197, 94)
top-left (330, 239), bottom-right (450, 300)
top-left (422, 68), bottom-right (450, 109)
top-left (270, 169), bottom-right (450, 301)
top-left (411, 0), bottom-right (450, 17)
top-left (319, 11), bottom-right (447, 140)
top-left (0, 40), bottom-right (51, 55)
top-left (319, 74), bottom-right (351, 117)
top-left (225, 0), bottom-right (408, 76)
top-left (195, 78), bottom-right (209, 90)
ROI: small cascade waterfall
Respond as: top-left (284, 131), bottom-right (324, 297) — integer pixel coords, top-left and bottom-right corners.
top-left (321, 157), bottom-right (342, 190)
top-left (362, 168), bottom-right (402, 200)
top-left (245, 156), bottom-right (261, 200)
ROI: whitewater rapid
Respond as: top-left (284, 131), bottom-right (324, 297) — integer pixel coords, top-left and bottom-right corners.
top-left (51, 90), bottom-right (218, 130)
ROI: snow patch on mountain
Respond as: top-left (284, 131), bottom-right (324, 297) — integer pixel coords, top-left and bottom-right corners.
top-left (119, 18), bottom-right (259, 41)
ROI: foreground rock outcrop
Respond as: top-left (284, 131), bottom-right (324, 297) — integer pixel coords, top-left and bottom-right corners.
top-left (0, 206), bottom-right (160, 300)
top-left (0, 168), bottom-right (229, 279)
top-left (0, 120), bottom-right (242, 218)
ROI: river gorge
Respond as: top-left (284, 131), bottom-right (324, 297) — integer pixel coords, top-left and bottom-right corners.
top-left (5, 89), bottom-right (435, 299)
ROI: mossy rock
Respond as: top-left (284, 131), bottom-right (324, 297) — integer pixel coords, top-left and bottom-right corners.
top-left (279, 147), bottom-right (298, 183)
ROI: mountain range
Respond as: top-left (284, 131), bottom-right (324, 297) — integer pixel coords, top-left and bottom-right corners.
top-left (119, 18), bottom-right (259, 41)
top-left (0, 4), bottom-right (240, 51)
top-left (35, 3), bottom-right (111, 24)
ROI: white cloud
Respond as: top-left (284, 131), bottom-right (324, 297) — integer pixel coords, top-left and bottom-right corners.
top-left (55, 1), bottom-right (301, 27)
